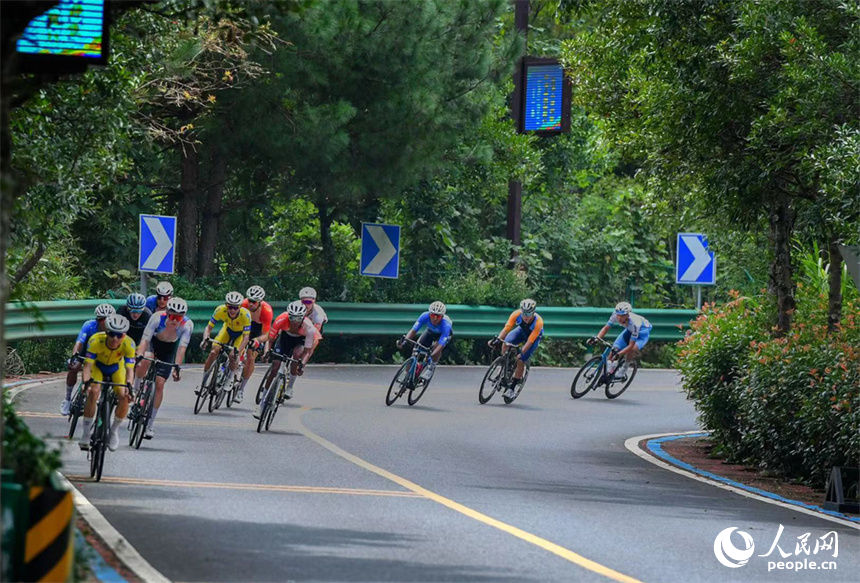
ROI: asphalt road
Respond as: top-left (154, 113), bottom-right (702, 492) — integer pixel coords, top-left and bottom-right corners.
top-left (14, 365), bottom-right (859, 583)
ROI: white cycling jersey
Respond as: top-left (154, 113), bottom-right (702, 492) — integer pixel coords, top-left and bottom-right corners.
top-left (607, 312), bottom-right (652, 338)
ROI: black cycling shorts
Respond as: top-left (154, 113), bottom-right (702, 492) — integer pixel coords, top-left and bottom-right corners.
top-left (150, 337), bottom-right (178, 379)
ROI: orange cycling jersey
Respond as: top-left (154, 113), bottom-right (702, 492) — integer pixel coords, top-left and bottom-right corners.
top-left (501, 309), bottom-right (544, 344)
top-left (242, 298), bottom-right (273, 336)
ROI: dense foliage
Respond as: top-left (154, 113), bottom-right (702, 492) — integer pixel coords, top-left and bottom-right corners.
top-left (2, 392), bottom-right (62, 485)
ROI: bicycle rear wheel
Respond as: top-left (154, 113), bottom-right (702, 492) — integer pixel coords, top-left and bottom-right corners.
top-left (503, 363), bottom-right (530, 404)
top-left (571, 357), bottom-right (602, 399)
top-left (605, 358), bottom-right (638, 399)
top-left (386, 360), bottom-right (412, 406)
top-left (68, 386), bottom-right (84, 439)
top-left (479, 356), bottom-right (504, 404)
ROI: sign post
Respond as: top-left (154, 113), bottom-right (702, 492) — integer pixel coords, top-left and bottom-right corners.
top-left (360, 223), bottom-right (401, 279)
top-left (139, 214), bottom-right (177, 293)
top-left (676, 233), bottom-right (716, 309)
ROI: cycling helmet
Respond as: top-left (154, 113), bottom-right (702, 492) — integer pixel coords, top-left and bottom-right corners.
top-left (428, 301), bottom-right (446, 316)
top-left (94, 303), bottom-right (116, 318)
top-left (520, 298), bottom-right (537, 316)
top-left (287, 300), bottom-right (306, 320)
top-left (299, 286), bottom-right (317, 300)
top-left (225, 291), bottom-right (243, 306)
top-left (615, 301), bottom-right (632, 315)
top-left (167, 297), bottom-right (188, 315)
top-left (155, 281), bottom-right (173, 296)
top-left (246, 285), bottom-right (266, 301)
top-left (126, 293), bottom-right (146, 310)
top-left (105, 314), bottom-right (130, 334)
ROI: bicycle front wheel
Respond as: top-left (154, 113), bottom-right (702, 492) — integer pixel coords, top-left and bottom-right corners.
top-left (407, 376), bottom-right (430, 406)
top-left (605, 358), bottom-right (638, 399)
top-left (386, 360), bottom-right (412, 406)
top-left (479, 357), bottom-right (504, 404)
top-left (571, 357), bottom-right (602, 399)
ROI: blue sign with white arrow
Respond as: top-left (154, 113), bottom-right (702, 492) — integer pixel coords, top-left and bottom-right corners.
top-left (139, 214), bottom-right (177, 274)
top-left (676, 233), bottom-right (715, 285)
top-left (360, 223), bottom-right (400, 279)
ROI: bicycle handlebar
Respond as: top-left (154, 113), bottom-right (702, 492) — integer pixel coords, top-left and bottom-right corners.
top-left (399, 336), bottom-right (431, 352)
top-left (205, 339), bottom-right (239, 355)
top-left (590, 337), bottom-right (617, 350)
top-left (267, 351), bottom-right (302, 366)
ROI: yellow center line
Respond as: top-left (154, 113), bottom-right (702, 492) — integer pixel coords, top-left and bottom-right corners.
top-left (63, 475), bottom-right (423, 498)
top-left (292, 406), bottom-right (645, 583)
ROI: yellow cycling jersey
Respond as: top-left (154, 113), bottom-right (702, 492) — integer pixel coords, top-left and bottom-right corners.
top-left (209, 305), bottom-right (252, 335)
top-left (84, 332), bottom-right (136, 367)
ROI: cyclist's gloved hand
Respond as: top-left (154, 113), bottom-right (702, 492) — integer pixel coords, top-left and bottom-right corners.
top-left (296, 361), bottom-right (305, 376)
top-left (173, 364), bottom-right (181, 381)
top-left (488, 337), bottom-right (501, 348)
top-left (126, 382), bottom-right (133, 396)
top-left (396, 336), bottom-right (406, 349)
top-left (200, 339), bottom-right (208, 350)
top-left (135, 354), bottom-right (143, 364)
top-left (83, 379), bottom-right (93, 388)
top-left (586, 336), bottom-right (598, 346)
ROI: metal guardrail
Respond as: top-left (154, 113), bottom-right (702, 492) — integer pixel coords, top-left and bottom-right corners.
top-left (4, 301), bottom-right (697, 342)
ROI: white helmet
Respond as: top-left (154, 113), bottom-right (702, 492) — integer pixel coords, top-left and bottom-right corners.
top-left (299, 286), bottom-right (317, 300)
top-left (615, 301), bottom-right (632, 315)
top-left (155, 281), bottom-right (173, 296)
top-left (167, 297), bottom-right (188, 315)
top-left (94, 303), bottom-right (116, 318)
top-left (105, 314), bottom-right (130, 334)
top-left (520, 298), bottom-right (537, 316)
top-left (287, 300), bottom-right (306, 320)
top-left (246, 285), bottom-right (266, 301)
top-left (428, 301), bottom-right (446, 316)
top-left (225, 291), bottom-right (243, 307)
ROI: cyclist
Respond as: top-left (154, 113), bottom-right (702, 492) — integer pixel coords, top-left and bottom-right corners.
top-left (235, 285), bottom-right (273, 404)
top-left (589, 301), bottom-right (651, 380)
top-left (254, 301), bottom-right (316, 418)
top-left (199, 291), bottom-right (251, 392)
top-left (62, 303), bottom-right (115, 416)
top-left (118, 293), bottom-right (153, 346)
top-left (299, 286), bottom-right (327, 362)
top-left (134, 298), bottom-right (193, 439)
top-left (145, 281), bottom-right (173, 313)
top-left (490, 298), bottom-right (544, 399)
top-left (396, 301), bottom-right (452, 383)
top-left (78, 314), bottom-right (136, 452)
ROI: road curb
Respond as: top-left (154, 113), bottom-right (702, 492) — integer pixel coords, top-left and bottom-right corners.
top-left (58, 474), bottom-right (172, 583)
top-left (3, 375), bottom-right (65, 401)
top-left (625, 431), bottom-right (860, 529)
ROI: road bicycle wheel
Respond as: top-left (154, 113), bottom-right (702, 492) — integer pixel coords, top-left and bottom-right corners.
top-left (571, 356), bottom-right (603, 399)
top-left (385, 360), bottom-right (412, 406)
top-left (256, 389), bottom-right (271, 433)
top-left (194, 368), bottom-right (214, 414)
top-left (208, 362), bottom-right (224, 413)
top-left (605, 358), bottom-right (638, 399)
top-left (133, 385), bottom-right (153, 449)
top-left (479, 356), bottom-right (504, 404)
top-left (93, 403), bottom-right (110, 482)
top-left (503, 363), bottom-right (530, 405)
top-left (67, 385), bottom-right (84, 439)
top-left (255, 366), bottom-right (273, 405)
top-left (407, 360), bottom-right (431, 406)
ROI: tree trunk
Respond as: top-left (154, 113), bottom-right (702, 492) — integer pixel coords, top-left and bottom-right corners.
top-left (197, 150), bottom-right (227, 278)
top-left (317, 196), bottom-right (339, 296)
top-left (827, 238), bottom-right (843, 333)
top-left (767, 193), bottom-right (796, 337)
top-left (1, 84), bottom-right (15, 393)
top-left (178, 145), bottom-right (199, 279)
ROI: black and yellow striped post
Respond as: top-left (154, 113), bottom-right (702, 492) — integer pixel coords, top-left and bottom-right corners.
top-left (24, 484), bottom-right (74, 582)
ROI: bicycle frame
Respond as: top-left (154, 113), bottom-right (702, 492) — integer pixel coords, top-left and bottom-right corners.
top-left (402, 337), bottom-right (432, 388)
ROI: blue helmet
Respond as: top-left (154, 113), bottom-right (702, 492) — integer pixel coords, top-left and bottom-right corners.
top-left (126, 293), bottom-right (146, 310)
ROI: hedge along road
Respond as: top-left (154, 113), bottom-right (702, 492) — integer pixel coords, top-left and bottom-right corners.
top-left (14, 366), bottom-right (860, 583)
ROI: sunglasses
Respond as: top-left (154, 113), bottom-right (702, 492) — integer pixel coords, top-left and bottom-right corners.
top-left (288, 316), bottom-right (304, 323)
top-left (301, 298), bottom-right (314, 305)
top-left (107, 331), bottom-right (125, 339)
top-left (167, 313), bottom-right (184, 322)
top-left (248, 300), bottom-right (260, 306)
top-left (130, 308), bottom-right (143, 314)
top-left (227, 305), bottom-right (240, 311)
top-left (157, 294), bottom-right (170, 300)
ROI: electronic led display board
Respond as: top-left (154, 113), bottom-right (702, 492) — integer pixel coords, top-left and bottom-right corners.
top-left (519, 58), bottom-right (570, 135)
top-left (15, 0), bottom-right (109, 70)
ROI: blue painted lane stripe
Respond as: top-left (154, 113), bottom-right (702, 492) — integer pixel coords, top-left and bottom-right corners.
top-left (74, 529), bottom-right (128, 583)
top-left (646, 433), bottom-right (860, 523)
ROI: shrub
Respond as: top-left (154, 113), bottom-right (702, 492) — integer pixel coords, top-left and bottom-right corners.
top-left (2, 394), bottom-right (62, 486)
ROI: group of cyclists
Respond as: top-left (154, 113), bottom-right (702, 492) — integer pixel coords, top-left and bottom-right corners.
top-left (64, 281), bottom-right (653, 451)
top-left (64, 282), bottom-right (329, 452)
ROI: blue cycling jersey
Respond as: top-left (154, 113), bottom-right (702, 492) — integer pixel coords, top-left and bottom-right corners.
top-left (145, 295), bottom-right (159, 312)
top-left (76, 319), bottom-right (100, 345)
top-left (411, 312), bottom-right (453, 346)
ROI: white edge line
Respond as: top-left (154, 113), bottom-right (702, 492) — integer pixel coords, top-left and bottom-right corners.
top-left (9, 379), bottom-right (172, 582)
top-left (58, 474), bottom-right (173, 583)
top-left (624, 432), bottom-right (860, 530)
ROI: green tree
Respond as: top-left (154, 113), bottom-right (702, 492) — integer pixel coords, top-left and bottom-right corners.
top-left (560, 0), bottom-right (860, 333)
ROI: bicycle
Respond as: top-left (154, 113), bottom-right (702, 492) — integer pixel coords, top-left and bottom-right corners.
top-left (256, 351), bottom-right (301, 433)
top-left (128, 356), bottom-right (174, 449)
top-left (66, 355), bottom-right (87, 439)
top-left (570, 337), bottom-right (638, 399)
top-left (86, 381), bottom-right (123, 482)
top-left (479, 338), bottom-right (531, 405)
top-left (195, 340), bottom-right (237, 414)
top-left (386, 337), bottom-right (434, 407)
